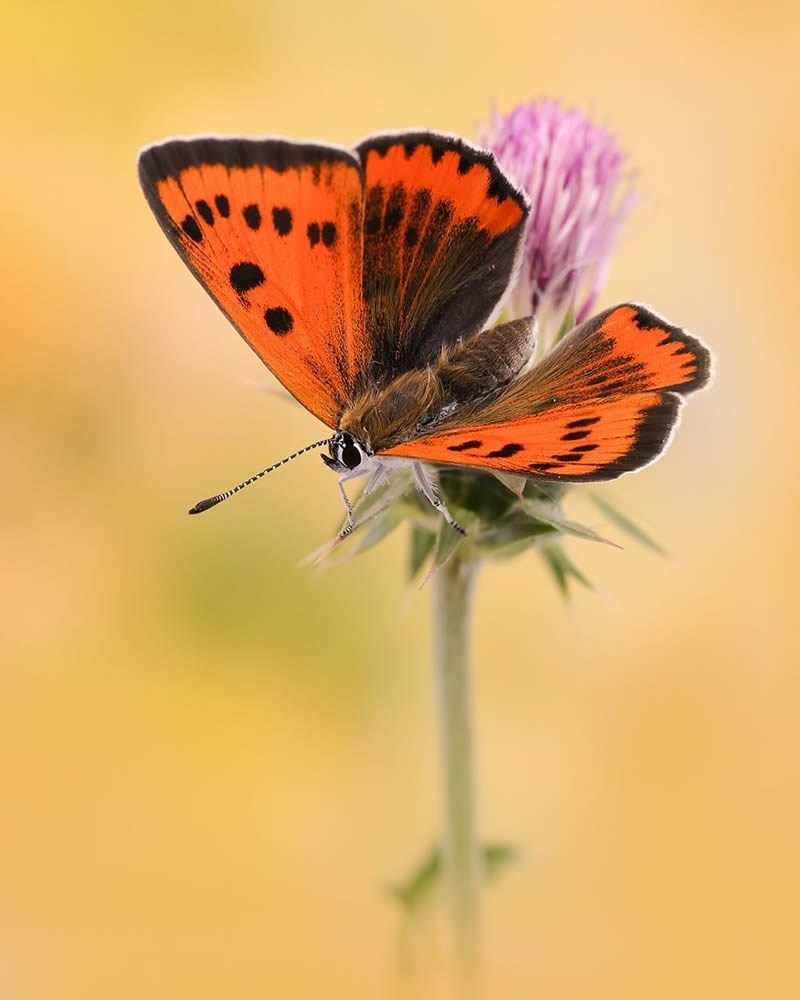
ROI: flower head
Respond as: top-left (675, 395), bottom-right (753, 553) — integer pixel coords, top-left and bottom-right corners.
top-left (480, 99), bottom-right (636, 346)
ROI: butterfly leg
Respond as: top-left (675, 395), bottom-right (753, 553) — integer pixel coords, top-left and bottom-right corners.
top-left (304, 471), bottom-right (362, 568)
top-left (363, 465), bottom-right (389, 496)
top-left (334, 464), bottom-right (387, 540)
top-left (412, 462), bottom-right (466, 536)
top-left (336, 474), bottom-right (357, 538)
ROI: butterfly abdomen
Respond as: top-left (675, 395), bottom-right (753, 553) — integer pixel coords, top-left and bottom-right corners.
top-left (434, 317), bottom-right (534, 403)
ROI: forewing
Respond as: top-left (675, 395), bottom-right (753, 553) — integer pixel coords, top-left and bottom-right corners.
top-left (138, 137), bottom-right (366, 428)
top-left (356, 131), bottom-right (529, 376)
top-left (380, 304), bottom-right (710, 482)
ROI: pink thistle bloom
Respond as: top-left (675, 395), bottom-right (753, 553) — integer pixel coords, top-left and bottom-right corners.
top-left (480, 99), bottom-right (637, 346)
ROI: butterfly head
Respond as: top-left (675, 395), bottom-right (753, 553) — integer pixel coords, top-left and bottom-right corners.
top-left (322, 432), bottom-right (373, 473)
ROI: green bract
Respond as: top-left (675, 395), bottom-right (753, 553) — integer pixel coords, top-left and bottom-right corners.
top-left (316, 463), bottom-right (663, 596)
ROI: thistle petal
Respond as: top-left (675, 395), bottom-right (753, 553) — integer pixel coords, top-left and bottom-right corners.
top-left (479, 99), bottom-right (636, 347)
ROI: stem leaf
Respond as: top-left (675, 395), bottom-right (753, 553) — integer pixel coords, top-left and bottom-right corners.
top-left (540, 542), bottom-right (593, 596)
top-left (409, 523), bottom-right (436, 580)
top-left (589, 492), bottom-right (668, 555)
top-left (491, 470), bottom-right (527, 497)
top-left (388, 842), bottom-right (522, 912)
top-left (520, 496), bottom-right (620, 547)
top-left (421, 520), bottom-right (464, 584)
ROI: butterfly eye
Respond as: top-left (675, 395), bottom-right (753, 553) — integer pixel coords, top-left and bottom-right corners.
top-left (340, 439), bottom-right (362, 470)
top-left (326, 432), bottom-right (369, 471)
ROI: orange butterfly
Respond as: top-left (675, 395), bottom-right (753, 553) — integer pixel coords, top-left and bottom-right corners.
top-left (138, 132), bottom-right (710, 536)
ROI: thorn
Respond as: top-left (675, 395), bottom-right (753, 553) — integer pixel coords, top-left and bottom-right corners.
top-left (298, 534), bottom-right (347, 569)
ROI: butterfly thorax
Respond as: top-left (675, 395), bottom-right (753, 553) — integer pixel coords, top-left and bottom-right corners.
top-left (339, 368), bottom-right (446, 453)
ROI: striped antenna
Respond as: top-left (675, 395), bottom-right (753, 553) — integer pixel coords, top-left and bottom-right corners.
top-left (188, 439), bottom-right (332, 515)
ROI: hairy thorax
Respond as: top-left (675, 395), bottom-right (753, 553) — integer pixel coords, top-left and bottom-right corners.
top-left (340, 367), bottom-right (446, 453)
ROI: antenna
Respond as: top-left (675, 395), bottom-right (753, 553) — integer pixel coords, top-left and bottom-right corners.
top-left (188, 439), bottom-right (331, 515)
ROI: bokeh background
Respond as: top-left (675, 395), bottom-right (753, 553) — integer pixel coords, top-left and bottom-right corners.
top-left (2, 1), bottom-right (799, 996)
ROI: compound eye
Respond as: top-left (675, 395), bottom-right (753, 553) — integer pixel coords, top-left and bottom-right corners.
top-left (341, 441), bottom-right (362, 469)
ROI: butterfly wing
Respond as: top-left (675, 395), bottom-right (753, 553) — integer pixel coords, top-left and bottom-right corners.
top-left (138, 137), bottom-right (366, 428)
top-left (356, 131), bottom-right (529, 377)
top-left (379, 304), bottom-right (711, 481)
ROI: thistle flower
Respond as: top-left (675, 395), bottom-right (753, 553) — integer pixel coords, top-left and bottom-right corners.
top-left (480, 99), bottom-right (636, 348)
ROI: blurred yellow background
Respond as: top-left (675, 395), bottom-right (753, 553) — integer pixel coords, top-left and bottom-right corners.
top-left (2, 0), bottom-right (799, 996)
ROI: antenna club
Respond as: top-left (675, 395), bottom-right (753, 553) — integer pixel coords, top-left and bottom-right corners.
top-left (188, 496), bottom-right (224, 515)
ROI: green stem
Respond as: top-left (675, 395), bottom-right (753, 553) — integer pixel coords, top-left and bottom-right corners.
top-left (432, 552), bottom-right (481, 976)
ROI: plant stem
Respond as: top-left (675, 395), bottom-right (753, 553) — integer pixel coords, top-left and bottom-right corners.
top-left (432, 551), bottom-right (480, 977)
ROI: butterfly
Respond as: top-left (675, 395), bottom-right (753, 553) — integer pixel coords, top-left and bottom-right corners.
top-left (138, 131), bottom-right (711, 537)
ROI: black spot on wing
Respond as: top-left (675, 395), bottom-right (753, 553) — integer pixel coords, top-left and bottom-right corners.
top-left (265, 307), bottom-right (293, 335)
top-left (566, 416), bottom-right (601, 429)
top-left (364, 184), bottom-right (384, 236)
top-left (447, 439), bottom-right (482, 452)
top-left (243, 204), bottom-right (261, 230)
top-left (486, 442), bottom-right (523, 459)
top-left (229, 262), bottom-right (265, 294)
top-left (195, 199), bottom-right (214, 225)
top-left (214, 194), bottom-right (230, 217)
top-left (561, 430), bottom-right (591, 441)
top-left (181, 215), bottom-right (203, 242)
top-left (272, 206), bottom-right (292, 236)
top-left (422, 199), bottom-right (454, 254)
top-left (307, 222), bottom-right (320, 247)
top-left (487, 172), bottom-right (507, 201)
top-left (384, 183), bottom-right (406, 232)
top-left (322, 222), bottom-right (337, 247)
top-left (407, 188), bottom-right (431, 240)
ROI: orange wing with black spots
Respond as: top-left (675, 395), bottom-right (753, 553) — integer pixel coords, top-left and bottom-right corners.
top-left (356, 132), bottom-right (529, 376)
top-left (138, 137), bottom-right (365, 428)
top-left (380, 304), bottom-right (711, 481)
